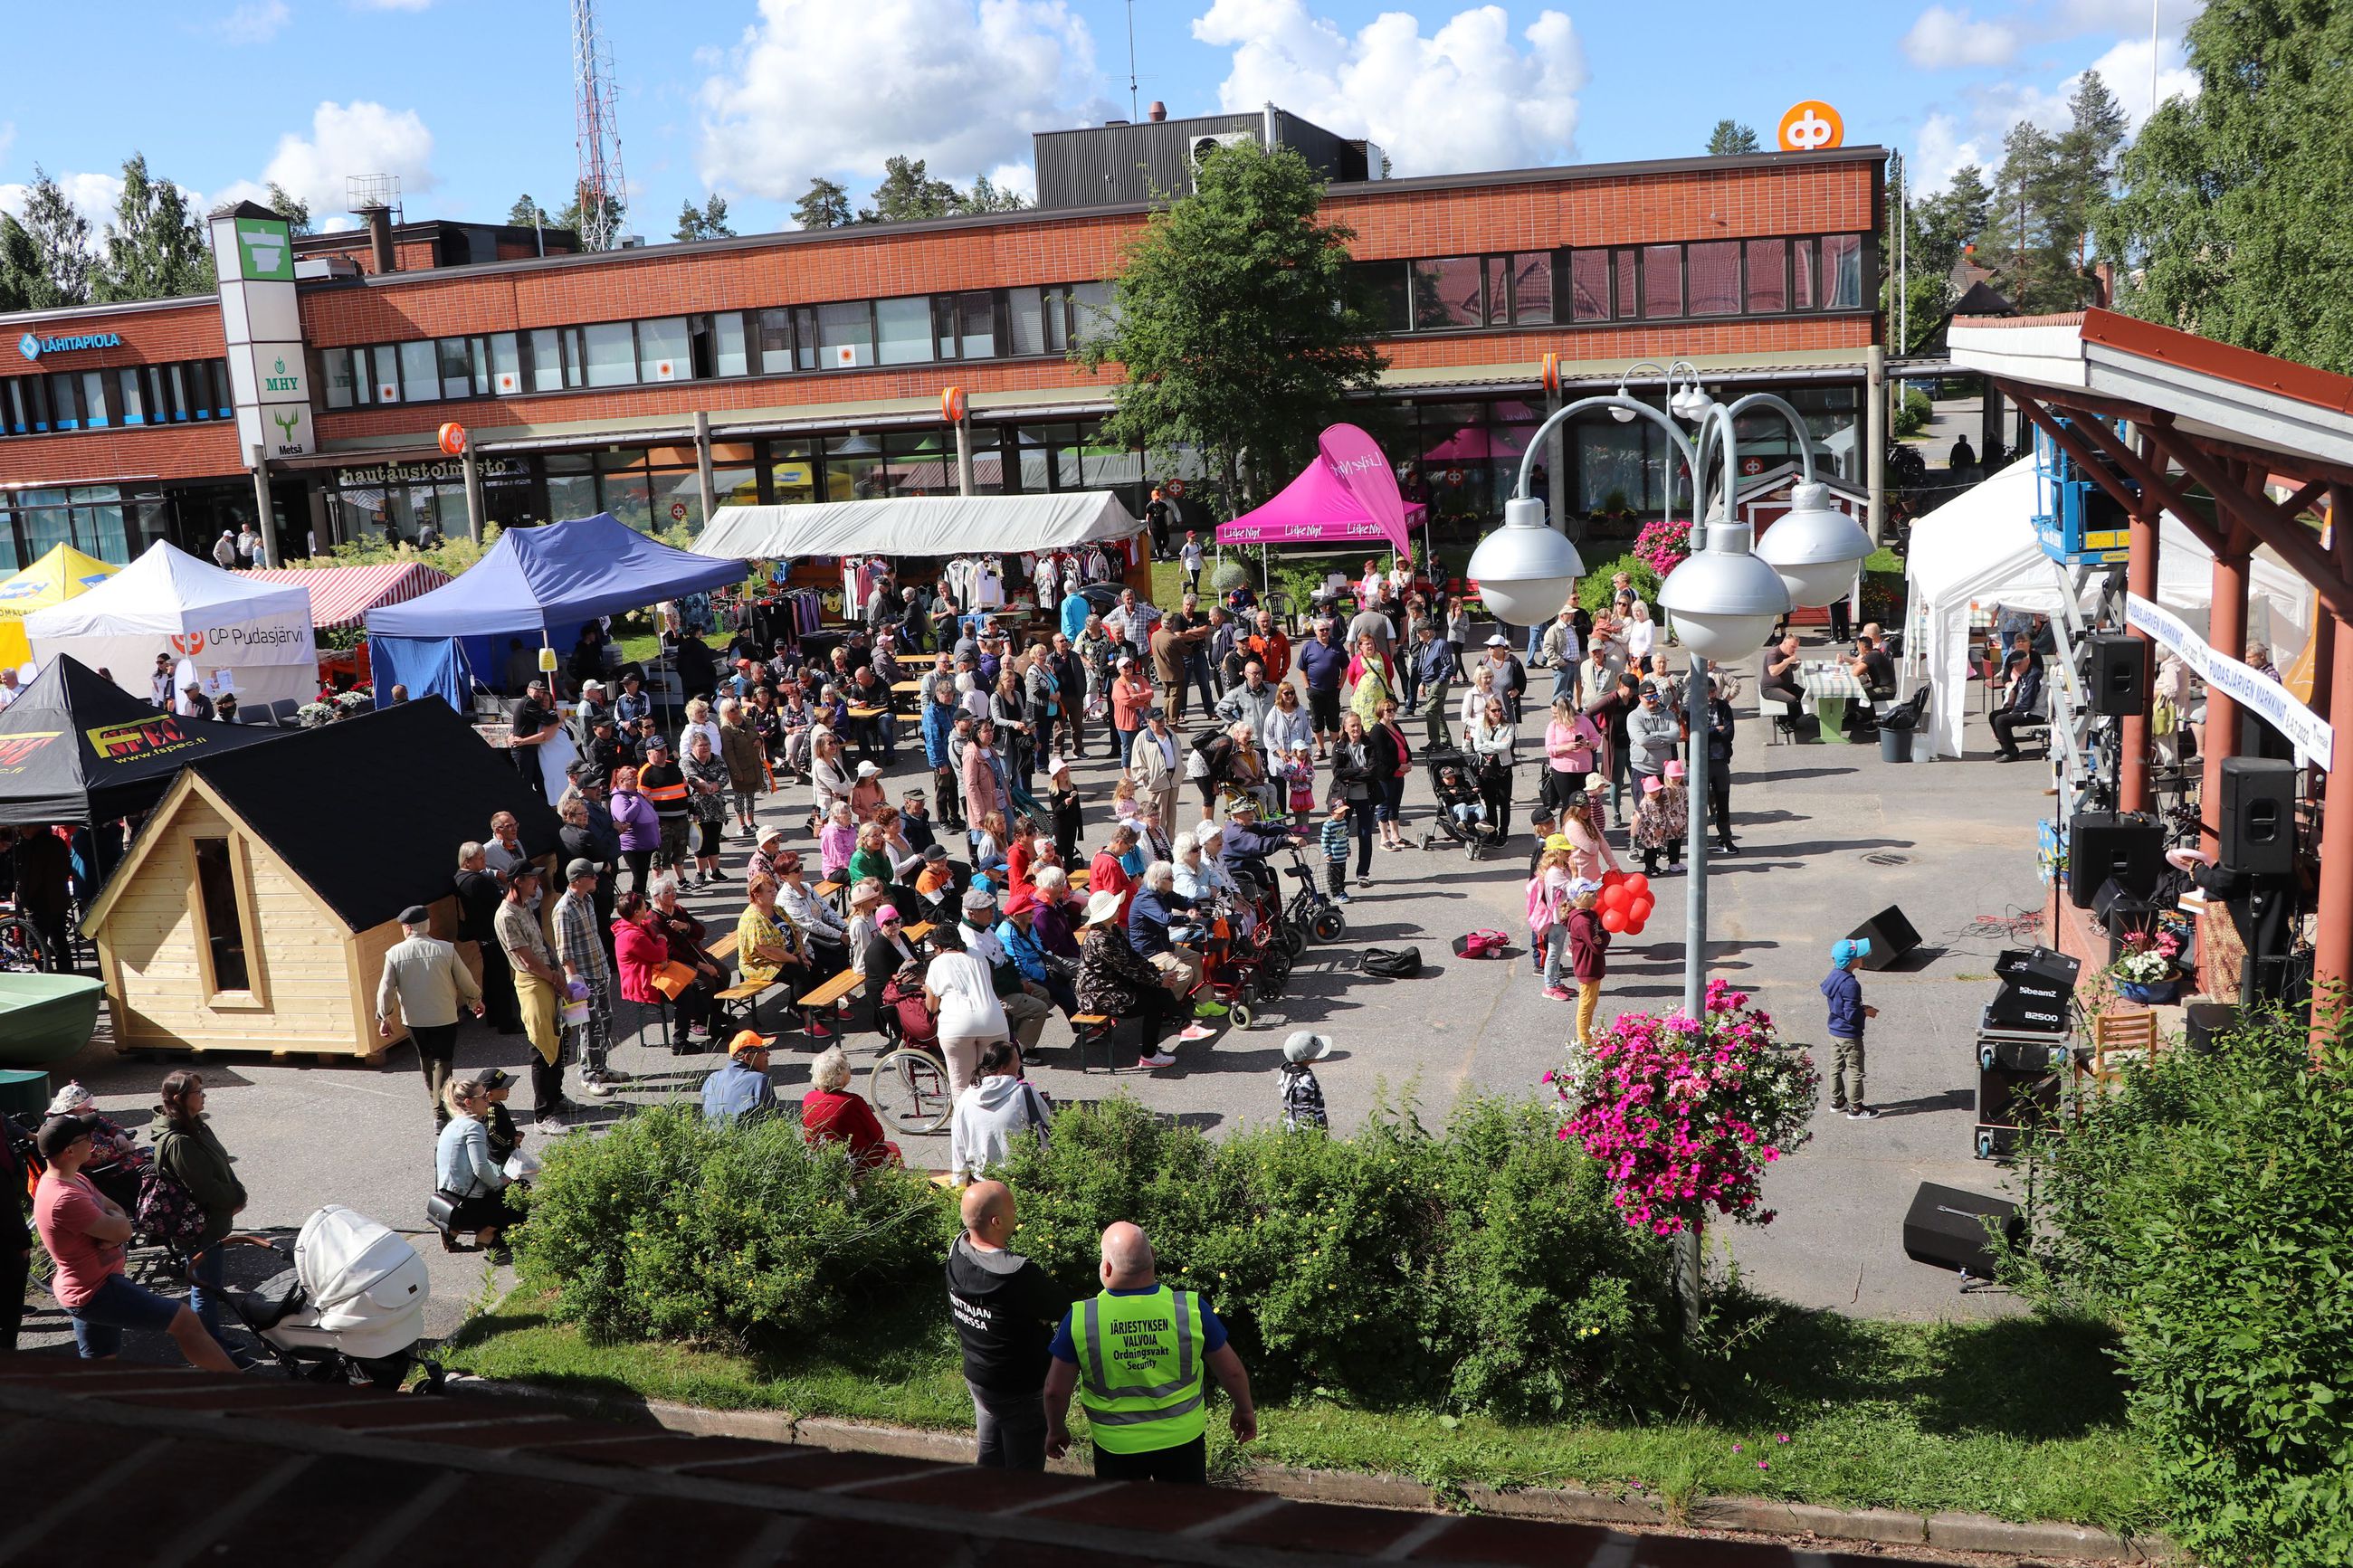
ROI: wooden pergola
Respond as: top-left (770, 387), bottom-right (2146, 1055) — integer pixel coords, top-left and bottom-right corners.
top-left (1949, 308), bottom-right (2353, 1047)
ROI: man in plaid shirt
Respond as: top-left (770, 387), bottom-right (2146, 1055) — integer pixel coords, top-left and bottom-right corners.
top-left (555, 860), bottom-right (631, 1098)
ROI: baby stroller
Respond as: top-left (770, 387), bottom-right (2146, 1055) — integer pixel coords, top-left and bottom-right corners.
top-left (224, 1205), bottom-right (443, 1391)
top-left (1419, 746), bottom-right (1506, 860)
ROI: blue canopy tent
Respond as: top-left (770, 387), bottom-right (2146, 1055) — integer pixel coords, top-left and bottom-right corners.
top-left (364, 513), bottom-right (746, 708)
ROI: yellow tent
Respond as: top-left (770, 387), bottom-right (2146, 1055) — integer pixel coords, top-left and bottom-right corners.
top-left (0, 545), bottom-right (120, 670)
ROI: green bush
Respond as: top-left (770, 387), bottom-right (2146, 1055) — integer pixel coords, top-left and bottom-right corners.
top-left (1891, 386), bottom-right (1932, 439)
top-left (1576, 554), bottom-right (1660, 613)
top-left (2007, 1016), bottom-right (2353, 1566)
top-left (518, 1105), bottom-right (946, 1349)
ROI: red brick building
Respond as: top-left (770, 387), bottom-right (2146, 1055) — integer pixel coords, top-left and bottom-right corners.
top-left (0, 132), bottom-right (1883, 573)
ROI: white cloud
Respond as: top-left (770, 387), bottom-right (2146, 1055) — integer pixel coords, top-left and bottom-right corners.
top-left (696, 0), bottom-right (1099, 200)
top-left (2079, 33), bottom-right (2200, 129)
top-left (1901, 5), bottom-right (2020, 68)
top-left (984, 161), bottom-right (1037, 202)
top-left (0, 170), bottom-right (127, 229)
top-left (259, 100), bottom-right (438, 217)
top-left (1191, 0), bottom-right (1586, 176)
top-left (1909, 112), bottom-right (1986, 195)
top-left (214, 0), bottom-right (291, 43)
top-left (2054, 0), bottom-right (2203, 33)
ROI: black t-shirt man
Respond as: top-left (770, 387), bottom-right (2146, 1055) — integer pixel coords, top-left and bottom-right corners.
top-left (510, 691), bottom-right (555, 781)
top-left (452, 866), bottom-right (503, 944)
top-left (1858, 645), bottom-right (1896, 698)
top-left (946, 1233), bottom-right (1064, 1397)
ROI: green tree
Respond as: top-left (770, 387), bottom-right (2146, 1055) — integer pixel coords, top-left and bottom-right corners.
top-left (95, 153), bottom-right (214, 302)
top-left (1080, 140), bottom-right (1386, 517)
top-left (508, 193), bottom-right (552, 227)
top-left (1881, 152), bottom-right (1954, 355)
top-left (792, 177), bottom-right (852, 230)
top-left (2107, 0), bottom-right (2353, 373)
top-left (1706, 119), bottom-right (1759, 157)
top-left (1940, 164), bottom-right (1994, 259)
top-left (2053, 71), bottom-right (2127, 265)
top-left (858, 155), bottom-right (961, 223)
top-left (673, 194), bottom-right (735, 242)
top-left (558, 186), bottom-right (626, 248)
top-left (1984, 72), bottom-right (2127, 314)
top-left (264, 182), bottom-right (315, 236)
top-left (0, 167), bottom-right (94, 308)
top-left (960, 173), bottom-right (1029, 214)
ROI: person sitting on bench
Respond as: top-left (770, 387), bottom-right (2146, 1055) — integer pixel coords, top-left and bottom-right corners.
top-left (1988, 634), bottom-right (2045, 762)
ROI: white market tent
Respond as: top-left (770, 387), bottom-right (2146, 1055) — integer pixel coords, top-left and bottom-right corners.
top-left (693, 492), bottom-right (1140, 562)
top-left (24, 541), bottom-right (317, 718)
top-left (1903, 459), bottom-right (2310, 761)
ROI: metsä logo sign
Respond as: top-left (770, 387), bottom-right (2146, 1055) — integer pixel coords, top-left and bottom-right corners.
top-left (18, 330), bottom-right (124, 360)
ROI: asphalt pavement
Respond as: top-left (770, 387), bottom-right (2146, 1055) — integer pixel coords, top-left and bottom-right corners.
top-left (17, 631), bottom-right (2054, 1358)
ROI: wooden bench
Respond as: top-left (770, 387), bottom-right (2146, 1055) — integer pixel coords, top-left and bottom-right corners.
top-left (902, 921), bottom-right (936, 943)
top-left (796, 967), bottom-right (868, 1041)
top-left (713, 974), bottom-right (784, 1035)
top-left (1072, 1013), bottom-right (1119, 1074)
top-left (706, 931), bottom-right (738, 962)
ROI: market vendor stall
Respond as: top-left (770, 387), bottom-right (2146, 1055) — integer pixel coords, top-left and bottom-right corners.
top-left (695, 491), bottom-right (1140, 561)
top-left (0, 545), bottom-right (119, 670)
top-left (0, 654), bottom-right (288, 823)
top-left (1215, 425), bottom-right (1424, 551)
top-left (241, 561), bottom-right (452, 632)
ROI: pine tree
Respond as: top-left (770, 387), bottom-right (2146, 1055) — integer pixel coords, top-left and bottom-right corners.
top-left (1081, 141), bottom-right (1386, 518)
top-left (858, 157), bottom-right (961, 223)
top-left (792, 178), bottom-right (851, 231)
top-left (960, 174), bottom-right (1029, 214)
top-left (673, 195), bottom-right (736, 242)
top-left (1706, 119), bottom-right (1760, 157)
top-left (0, 215), bottom-right (41, 313)
top-left (508, 194), bottom-right (551, 227)
top-left (96, 153), bottom-right (214, 302)
top-left (4, 166), bottom-right (94, 308)
top-left (1942, 165), bottom-right (1993, 256)
top-left (558, 187), bottom-right (626, 247)
top-left (264, 182), bottom-right (315, 236)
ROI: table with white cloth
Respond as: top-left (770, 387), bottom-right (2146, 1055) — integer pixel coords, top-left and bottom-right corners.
top-left (1799, 661), bottom-right (1865, 743)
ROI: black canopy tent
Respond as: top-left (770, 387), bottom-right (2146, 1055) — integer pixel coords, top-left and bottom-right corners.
top-left (0, 655), bottom-right (290, 824)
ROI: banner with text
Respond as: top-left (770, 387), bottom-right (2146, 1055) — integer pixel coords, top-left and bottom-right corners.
top-left (2125, 593), bottom-right (2333, 769)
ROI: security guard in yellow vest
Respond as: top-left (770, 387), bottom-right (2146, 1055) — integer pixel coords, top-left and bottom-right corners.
top-left (1044, 1221), bottom-right (1256, 1484)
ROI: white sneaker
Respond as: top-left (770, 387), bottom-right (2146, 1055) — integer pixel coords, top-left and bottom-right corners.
top-left (577, 1077), bottom-right (615, 1099)
top-left (1177, 1023), bottom-right (1217, 1042)
top-left (1137, 1050), bottom-right (1178, 1069)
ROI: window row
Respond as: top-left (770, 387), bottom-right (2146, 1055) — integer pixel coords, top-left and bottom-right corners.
top-left (1560, 235), bottom-right (1866, 321)
top-left (317, 284), bottom-right (1120, 411)
top-left (0, 360), bottom-right (234, 438)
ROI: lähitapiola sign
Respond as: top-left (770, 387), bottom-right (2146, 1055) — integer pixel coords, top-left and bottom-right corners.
top-left (18, 330), bottom-right (124, 361)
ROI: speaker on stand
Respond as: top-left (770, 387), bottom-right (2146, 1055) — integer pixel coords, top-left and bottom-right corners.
top-left (2218, 756), bottom-right (2297, 877)
top-left (2068, 813), bottom-right (2164, 909)
top-left (2082, 632), bottom-right (2148, 717)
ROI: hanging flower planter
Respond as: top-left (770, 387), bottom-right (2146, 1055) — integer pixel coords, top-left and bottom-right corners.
top-left (2116, 977), bottom-right (2181, 1005)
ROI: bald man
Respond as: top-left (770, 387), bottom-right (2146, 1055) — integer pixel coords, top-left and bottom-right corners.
top-left (1043, 1221), bottom-right (1255, 1484)
top-left (946, 1180), bottom-right (1066, 1471)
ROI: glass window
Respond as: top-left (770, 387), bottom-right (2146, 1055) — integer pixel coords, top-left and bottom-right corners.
top-left (1567, 250), bottom-right (1610, 321)
top-left (1792, 239), bottom-right (1816, 309)
top-left (816, 301), bottom-right (873, 368)
top-left (713, 312), bottom-right (748, 377)
top-left (599, 471), bottom-right (653, 531)
top-left (396, 341), bottom-right (437, 403)
top-left (209, 361), bottom-right (233, 417)
top-left (958, 291), bottom-right (996, 359)
top-left (1642, 245), bottom-right (1682, 318)
top-left (875, 296), bottom-right (932, 365)
top-left (1486, 257), bottom-right (1511, 327)
top-left (1687, 242), bottom-right (1740, 316)
top-left (1615, 251), bottom-right (1640, 319)
top-left (1821, 234), bottom-right (1864, 309)
top-left (794, 308), bottom-right (818, 370)
top-left (48, 374), bottom-right (82, 430)
top-left (755, 309), bottom-right (794, 375)
top-left (1008, 289), bottom-right (1046, 356)
top-left (547, 471), bottom-right (596, 520)
top-left (489, 332), bottom-right (522, 394)
top-left (934, 296), bottom-right (958, 358)
top-left (192, 838), bottom-right (252, 994)
top-left (769, 444), bottom-right (819, 505)
top-left (319, 347), bottom-right (356, 409)
top-left (1353, 261), bottom-right (1412, 333)
top-left (1042, 288), bottom-right (1072, 354)
top-left (1745, 239), bottom-right (1787, 312)
top-left (115, 368), bottom-right (148, 425)
top-left (1069, 282), bottom-right (1117, 346)
top-left (1411, 257), bottom-right (1482, 328)
top-left (638, 316), bottom-right (690, 381)
top-left (1511, 253), bottom-right (1554, 326)
top-left (529, 328), bottom-right (562, 392)
top-left (75, 372), bottom-right (107, 428)
top-left (438, 337), bottom-right (474, 400)
top-left (584, 322), bottom-right (637, 386)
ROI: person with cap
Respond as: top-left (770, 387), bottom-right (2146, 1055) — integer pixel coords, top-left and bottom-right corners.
top-left (377, 903), bottom-right (486, 1126)
top-left (509, 676), bottom-right (560, 802)
top-left (997, 889), bottom-right (1076, 1019)
top-left (1558, 790), bottom-right (1618, 884)
top-left (1278, 1030), bottom-right (1331, 1131)
top-left (496, 861), bottom-right (573, 1132)
top-left (34, 1112), bottom-right (240, 1370)
top-left (748, 822), bottom-right (788, 888)
top-left (947, 1178), bottom-right (1067, 1471)
top-left (569, 679), bottom-right (613, 746)
top-left (555, 859), bottom-right (626, 1098)
top-left (1822, 938), bottom-right (1879, 1119)
top-left (1624, 677), bottom-right (1681, 795)
top-left (174, 675), bottom-right (215, 721)
top-left (1296, 617), bottom-right (1348, 757)
top-left (212, 528), bottom-right (238, 569)
top-left (1129, 705), bottom-right (1183, 834)
top-left (1077, 886), bottom-right (1193, 1069)
top-left (612, 668), bottom-right (651, 728)
top-left (1565, 878), bottom-right (1611, 1041)
top-left (949, 1039), bottom-right (1054, 1184)
top-left (1524, 803), bottom-right (1557, 877)
top-left (1526, 841), bottom-right (1576, 998)
top-left (637, 736), bottom-right (692, 877)
top-left (1043, 1221), bottom-right (1255, 1481)
top-left (701, 1029), bottom-right (782, 1123)
top-left (1481, 632), bottom-right (1529, 724)
top-left (1178, 527), bottom-right (1205, 594)
top-left (961, 885), bottom-right (1056, 1049)
top-left (847, 756), bottom-right (887, 820)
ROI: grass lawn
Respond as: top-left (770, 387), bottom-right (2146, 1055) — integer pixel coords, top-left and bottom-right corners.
top-left (440, 1289), bottom-right (2156, 1533)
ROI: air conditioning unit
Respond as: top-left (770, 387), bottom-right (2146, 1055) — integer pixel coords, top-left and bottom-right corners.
top-left (1189, 130), bottom-right (1255, 176)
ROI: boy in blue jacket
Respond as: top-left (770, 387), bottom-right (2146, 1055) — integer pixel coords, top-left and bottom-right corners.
top-left (1822, 937), bottom-right (1880, 1119)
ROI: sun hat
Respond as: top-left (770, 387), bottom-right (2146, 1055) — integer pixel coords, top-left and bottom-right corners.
top-left (1567, 878), bottom-right (1603, 898)
top-left (727, 1029), bottom-right (775, 1057)
top-left (1544, 832), bottom-right (1574, 853)
top-left (1282, 1031), bottom-right (1332, 1064)
top-left (1484, 633), bottom-right (1510, 647)
top-left (757, 823), bottom-right (786, 844)
top-left (1585, 772), bottom-right (1609, 791)
top-left (1664, 759), bottom-right (1686, 779)
top-left (849, 880), bottom-right (884, 908)
top-left (1083, 888), bottom-right (1125, 926)
top-left (1642, 775), bottom-right (1662, 794)
top-left (856, 760), bottom-right (882, 778)
top-left (1831, 937), bottom-right (1872, 965)
top-left (44, 1082), bottom-right (93, 1116)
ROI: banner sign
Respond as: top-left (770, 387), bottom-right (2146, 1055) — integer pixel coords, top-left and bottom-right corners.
top-left (2125, 593), bottom-right (2333, 769)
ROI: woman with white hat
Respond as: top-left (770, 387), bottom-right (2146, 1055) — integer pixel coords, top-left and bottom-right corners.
top-left (1075, 885), bottom-right (1196, 1069)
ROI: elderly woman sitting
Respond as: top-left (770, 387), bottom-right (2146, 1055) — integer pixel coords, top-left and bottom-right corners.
top-left (1077, 887), bottom-right (1188, 1069)
top-left (800, 1045), bottom-right (899, 1170)
top-left (1173, 825), bottom-right (1253, 937)
top-left (1126, 859), bottom-right (1210, 1008)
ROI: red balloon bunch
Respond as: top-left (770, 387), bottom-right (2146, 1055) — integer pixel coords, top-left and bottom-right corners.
top-left (1596, 874), bottom-right (1652, 936)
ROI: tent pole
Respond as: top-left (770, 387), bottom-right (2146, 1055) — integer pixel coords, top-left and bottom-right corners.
top-left (248, 443), bottom-right (282, 569)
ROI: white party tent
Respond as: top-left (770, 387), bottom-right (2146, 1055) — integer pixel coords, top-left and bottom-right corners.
top-left (694, 492), bottom-right (1139, 561)
top-left (24, 541), bottom-right (317, 719)
top-left (1902, 459), bottom-right (2310, 761)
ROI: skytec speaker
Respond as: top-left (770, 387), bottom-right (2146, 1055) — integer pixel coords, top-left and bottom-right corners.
top-left (2218, 756), bottom-right (2297, 877)
top-left (2068, 813), bottom-right (2163, 909)
top-left (1845, 906), bottom-right (1920, 971)
top-left (2083, 632), bottom-right (2147, 717)
top-left (1902, 1183), bottom-right (2024, 1278)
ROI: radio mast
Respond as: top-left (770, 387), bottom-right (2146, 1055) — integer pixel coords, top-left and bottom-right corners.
top-left (571, 0), bottom-right (625, 251)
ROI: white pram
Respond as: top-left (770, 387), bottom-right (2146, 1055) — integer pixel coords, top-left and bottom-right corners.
top-left (224, 1205), bottom-right (443, 1390)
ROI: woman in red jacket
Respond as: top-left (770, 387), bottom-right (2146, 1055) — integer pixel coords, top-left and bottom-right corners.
top-left (800, 1045), bottom-right (899, 1170)
top-left (612, 889), bottom-right (710, 1051)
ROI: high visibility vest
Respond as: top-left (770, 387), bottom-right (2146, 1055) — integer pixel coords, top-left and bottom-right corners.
top-left (1071, 1285), bottom-right (1206, 1454)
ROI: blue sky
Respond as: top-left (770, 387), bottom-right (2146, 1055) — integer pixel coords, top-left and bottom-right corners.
top-left (0, 0), bottom-right (2201, 242)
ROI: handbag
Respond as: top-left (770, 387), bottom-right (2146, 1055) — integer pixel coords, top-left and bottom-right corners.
top-left (1362, 946), bottom-right (1423, 978)
top-left (425, 1192), bottom-right (461, 1235)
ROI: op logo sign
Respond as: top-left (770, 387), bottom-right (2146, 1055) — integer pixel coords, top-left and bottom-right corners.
top-left (1777, 101), bottom-right (1844, 152)
top-left (169, 631), bottom-right (207, 657)
top-left (235, 219), bottom-right (294, 281)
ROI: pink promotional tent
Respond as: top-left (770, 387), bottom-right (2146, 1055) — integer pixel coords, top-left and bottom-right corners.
top-left (1215, 424), bottom-right (1424, 552)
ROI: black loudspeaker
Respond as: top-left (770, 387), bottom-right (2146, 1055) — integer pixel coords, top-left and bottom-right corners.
top-left (2093, 878), bottom-right (2157, 939)
top-left (2185, 1001), bottom-right (2237, 1056)
top-left (1995, 946), bottom-right (2081, 989)
top-left (2068, 812), bottom-right (2164, 908)
top-left (2084, 632), bottom-right (2147, 716)
top-left (1903, 1183), bottom-right (2024, 1278)
top-left (1985, 977), bottom-right (2070, 1033)
top-left (2219, 756), bottom-right (2297, 877)
top-left (1845, 906), bottom-right (1920, 970)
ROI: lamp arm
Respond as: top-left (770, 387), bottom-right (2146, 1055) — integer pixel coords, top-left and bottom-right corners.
top-left (1514, 394), bottom-right (1700, 510)
top-left (1692, 393), bottom-right (1820, 495)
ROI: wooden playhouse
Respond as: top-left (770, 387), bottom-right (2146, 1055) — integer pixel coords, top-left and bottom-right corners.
top-left (81, 698), bottom-right (563, 1061)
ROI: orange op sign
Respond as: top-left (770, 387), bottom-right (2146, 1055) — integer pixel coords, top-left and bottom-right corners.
top-left (1777, 101), bottom-right (1844, 152)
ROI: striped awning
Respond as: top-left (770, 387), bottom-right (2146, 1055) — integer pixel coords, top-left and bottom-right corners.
top-left (242, 562), bottom-right (453, 632)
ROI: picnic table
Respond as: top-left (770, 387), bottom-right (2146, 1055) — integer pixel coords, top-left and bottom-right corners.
top-left (1800, 661), bottom-right (1865, 743)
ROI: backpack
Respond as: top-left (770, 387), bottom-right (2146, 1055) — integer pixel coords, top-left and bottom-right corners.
top-left (1362, 946), bottom-right (1423, 978)
top-left (136, 1165), bottom-right (210, 1254)
top-left (1452, 929), bottom-right (1510, 960)
top-left (881, 962), bottom-right (937, 1043)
